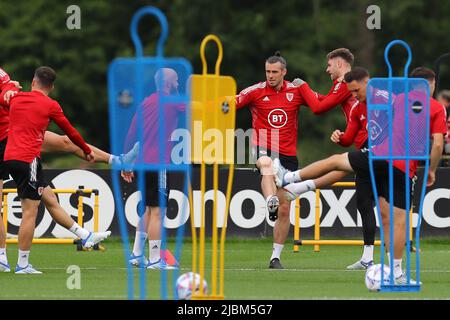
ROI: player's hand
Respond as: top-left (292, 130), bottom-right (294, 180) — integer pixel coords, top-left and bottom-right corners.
top-left (85, 152), bottom-right (95, 163)
top-left (10, 81), bottom-right (22, 89)
top-left (426, 170), bottom-right (435, 187)
top-left (3, 90), bottom-right (17, 104)
top-left (331, 130), bottom-right (343, 143)
top-left (292, 78), bottom-right (306, 87)
top-left (121, 170), bottom-right (134, 183)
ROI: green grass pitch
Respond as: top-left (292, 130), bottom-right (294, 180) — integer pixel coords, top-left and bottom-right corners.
top-left (1, 237), bottom-right (449, 299)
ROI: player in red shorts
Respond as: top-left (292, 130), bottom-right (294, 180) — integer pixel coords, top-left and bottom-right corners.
top-left (1, 66), bottom-right (99, 274)
top-left (235, 52), bottom-right (308, 269)
top-left (276, 66), bottom-right (446, 284)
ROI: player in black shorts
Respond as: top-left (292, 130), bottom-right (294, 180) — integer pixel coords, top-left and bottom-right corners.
top-left (274, 148), bottom-right (415, 277)
top-left (274, 68), bottom-right (379, 270)
top-left (122, 169), bottom-right (177, 270)
top-left (252, 146), bottom-right (298, 174)
top-left (347, 150), bottom-right (415, 211)
top-left (121, 68), bottom-right (182, 271)
top-left (1, 66), bottom-right (97, 274)
top-left (251, 145), bottom-right (299, 269)
top-left (6, 157), bottom-right (47, 200)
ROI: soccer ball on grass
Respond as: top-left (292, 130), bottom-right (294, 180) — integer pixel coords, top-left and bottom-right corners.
top-left (176, 272), bottom-right (208, 300)
top-left (365, 263), bottom-right (391, 291)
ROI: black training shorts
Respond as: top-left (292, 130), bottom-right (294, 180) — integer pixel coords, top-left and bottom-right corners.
top-left (144, 170), bottom-right (169, 207)
top-left (348, 149), bottom-right (414, 210)
top-left (251, 145), bottom-right (299, 172)
top-left (0, 138), bottom-right (9, 180)
top-left (5, 157), bottom-right (48, 200)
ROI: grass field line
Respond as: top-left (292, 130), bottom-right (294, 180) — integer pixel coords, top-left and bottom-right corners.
top-left (34, 266), bottom-right (450, 273)
top-left (1, 295), bottom-right (126, 299)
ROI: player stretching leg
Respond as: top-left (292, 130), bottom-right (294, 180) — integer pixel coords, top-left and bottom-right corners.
top-left (235, 52), bottom-right (307, 269)
top-left (288, 50), bottom-right (378, 268)
top-left (1, 67), bottom-right (96, 274)
top-left (41, 131), bottom-right (139, 165)
top-left (275, 67), bottom-right (446, 283)
top-left (0, 68), bottom-right (111, 273)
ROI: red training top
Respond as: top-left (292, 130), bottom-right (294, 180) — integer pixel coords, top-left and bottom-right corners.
top-left (236, 80), bottom-right (305, 156)
top-left (299, 80), bottom-right (358, 122)
top-left (338, 99), bottom-right (368, 149)
top-left (1, 90), bottom-right (91, 163)
top-left (339, 89), bottom-right (392, 149)
top-left (0, 68), bottom-right (13, 141)
top-left (124, 92), bottom-right (185, 164)
top-left (392, 97), bottom-right (447, 177)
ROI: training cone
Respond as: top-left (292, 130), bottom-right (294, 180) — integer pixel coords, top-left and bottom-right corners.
top-left (161, 249), bottom-right (178, 266)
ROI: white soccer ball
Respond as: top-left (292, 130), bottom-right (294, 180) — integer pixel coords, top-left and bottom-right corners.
top-left (176, 272), bottom-right (208, 300)
top-left (365, 264), bottom-right (391, 291)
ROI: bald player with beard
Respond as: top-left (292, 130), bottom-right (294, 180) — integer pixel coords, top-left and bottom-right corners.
top-left (123, 68), bottom-right (182, 270)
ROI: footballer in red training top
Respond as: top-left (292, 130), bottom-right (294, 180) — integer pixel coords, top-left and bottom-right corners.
top-left (234, 52), bottom-right (306, 270)
top-left (236, 79), bottom-right (305, 158)
top-left (0, 66), bottom-right (93, 274)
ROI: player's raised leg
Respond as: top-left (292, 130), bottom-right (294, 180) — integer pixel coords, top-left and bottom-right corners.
top-left (275, 154), bottom-right (353, 200)
top-left (277, 167), bottom-right (348, 201)
top-left (257, 156), bottom-right (279, 222)
top-left (40, 186), bottom-right (111, 249)
top-left (291, 153), bottom-right (353, 183)
top-left (42, 131), bottom-right (139, 165)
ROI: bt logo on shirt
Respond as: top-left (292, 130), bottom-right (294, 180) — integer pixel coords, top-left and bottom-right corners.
top-left (268, 109), bottom-right (288, 128)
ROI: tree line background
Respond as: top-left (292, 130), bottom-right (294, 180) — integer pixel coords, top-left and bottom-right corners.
top-left (1, 0), bottom-right (449, 168)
